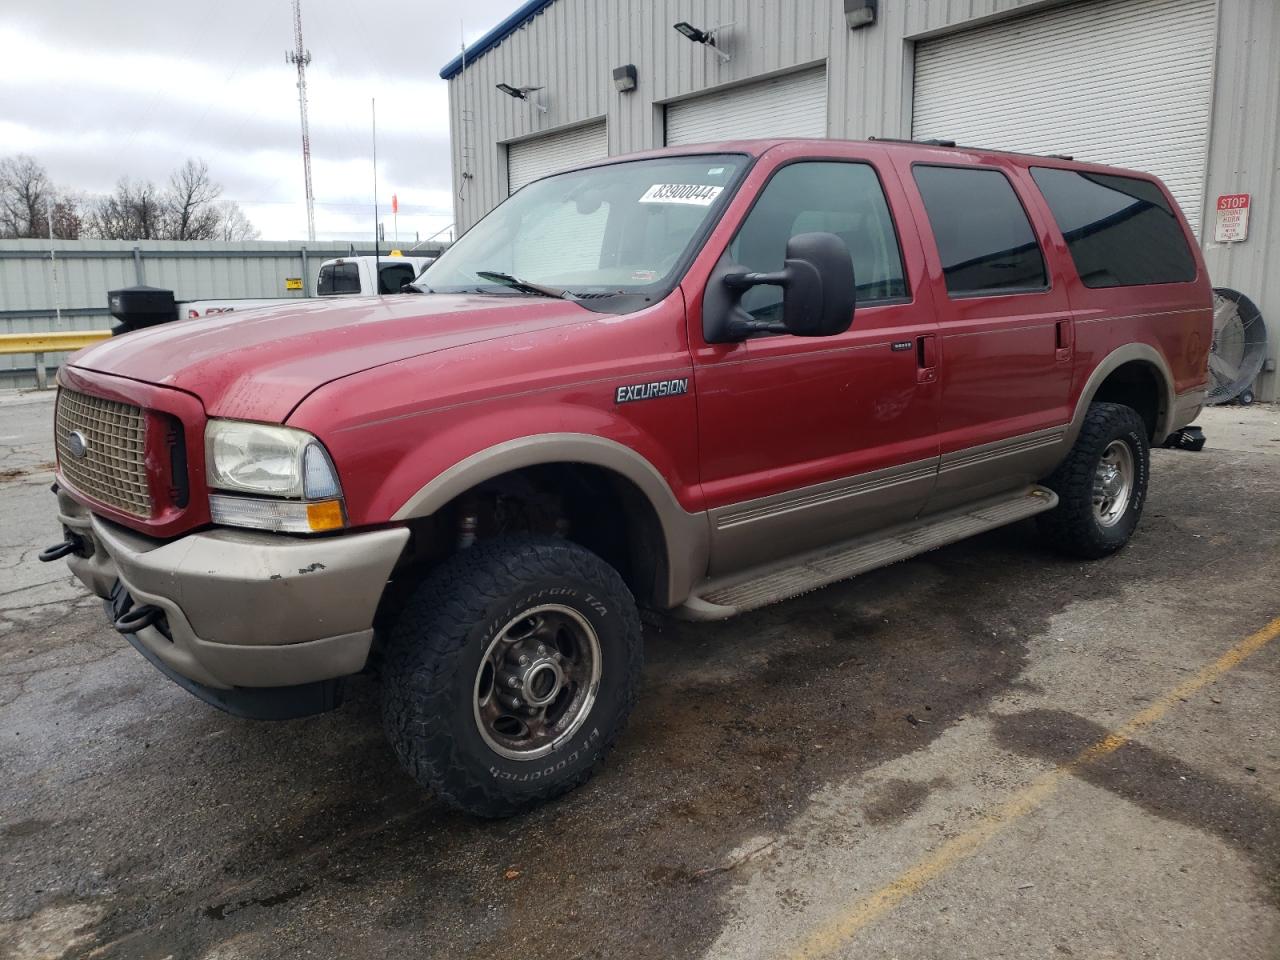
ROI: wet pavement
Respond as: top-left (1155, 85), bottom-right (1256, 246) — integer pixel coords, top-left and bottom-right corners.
top-left (1, 389), bottom-right (1276, 960)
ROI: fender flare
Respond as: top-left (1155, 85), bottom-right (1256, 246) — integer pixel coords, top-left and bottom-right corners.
top-left (1066, 343), bottom-right (1177, 448)
top-left (390, 433), bottom-right (709, 607)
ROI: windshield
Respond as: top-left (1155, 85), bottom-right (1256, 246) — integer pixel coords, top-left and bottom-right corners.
top-left (418, 154), bottom-right (745, 300)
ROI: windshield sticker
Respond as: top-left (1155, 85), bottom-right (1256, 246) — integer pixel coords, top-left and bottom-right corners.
top-left (630, 269), bottom-right (658, 282)
top-left (639, 184), bottom-right (724, 206)
top-left (707, 167), bottom-right (726, 175)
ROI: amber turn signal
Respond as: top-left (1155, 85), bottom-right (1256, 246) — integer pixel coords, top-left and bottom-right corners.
top-left (305, 499), bottom-right (346, 532)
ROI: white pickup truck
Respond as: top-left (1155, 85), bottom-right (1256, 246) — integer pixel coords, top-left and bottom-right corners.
top-left (179, 255), bottom-right (435, 319)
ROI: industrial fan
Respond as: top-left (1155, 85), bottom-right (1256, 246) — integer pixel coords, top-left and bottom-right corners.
top-left (1208, 287), bottom-right (1268, 405)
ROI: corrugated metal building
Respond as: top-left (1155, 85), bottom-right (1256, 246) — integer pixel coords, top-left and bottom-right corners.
top-left (441, 0), bottom-right (1279, 399)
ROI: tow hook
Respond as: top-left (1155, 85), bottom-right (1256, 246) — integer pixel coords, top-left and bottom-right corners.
top-left (114, 604), bottom-right (164, 635)
top-left (38, 534), bottom-right (86, 562)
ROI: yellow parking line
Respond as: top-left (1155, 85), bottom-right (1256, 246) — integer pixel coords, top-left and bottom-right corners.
top-left (782, 614), bottom-right (1280, 960)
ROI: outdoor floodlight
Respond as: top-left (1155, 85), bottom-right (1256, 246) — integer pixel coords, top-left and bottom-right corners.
top-left (673, 21), bottom-right (731, 63)
top-left (613, 64), bottom-right (638, 93)
top-left (496, 83), bottom-right (548, 113)
top-left (844, 0), bottom-right (877, 29)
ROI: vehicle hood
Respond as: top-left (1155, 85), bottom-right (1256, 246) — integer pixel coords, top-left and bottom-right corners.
top-left (69, 294), bottom-right (595, 422)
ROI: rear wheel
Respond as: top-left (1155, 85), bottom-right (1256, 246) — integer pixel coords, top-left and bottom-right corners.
top-left (1038, 402), bottom-right (1150, 559)
top-left (381, 536), bottom-right (642, 817)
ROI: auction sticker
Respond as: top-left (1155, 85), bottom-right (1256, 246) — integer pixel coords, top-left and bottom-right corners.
top-left (639, 183), bottom-right (723, 205)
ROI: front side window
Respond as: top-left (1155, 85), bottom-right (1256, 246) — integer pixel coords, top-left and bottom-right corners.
top-left (912, 166), bottom-right (1048, 296)
top-left (317, 262), bottom-right (360, 295)
top-left (1030, 167), bottom-right (1197, 288)
top-left (420, 155), bottom-right (745, 304)
top-left (728, 161), bottom-right (907, 323)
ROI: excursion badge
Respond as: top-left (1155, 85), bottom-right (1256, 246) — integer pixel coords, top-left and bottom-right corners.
top-left (615, 378), bottom-right (690, 404)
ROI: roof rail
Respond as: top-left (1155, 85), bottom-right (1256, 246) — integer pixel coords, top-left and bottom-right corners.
top-left (868, 136), bottom-right (957, 148)
top-left (869, 137), bottom-right (1077, 162)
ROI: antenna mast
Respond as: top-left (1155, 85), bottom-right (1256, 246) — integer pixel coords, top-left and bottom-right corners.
top-left (286, 0), bottom-right (316, 241)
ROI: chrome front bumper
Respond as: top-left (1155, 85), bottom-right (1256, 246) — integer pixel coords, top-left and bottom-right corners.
top-left (56, 490), bottom-right (409, 693)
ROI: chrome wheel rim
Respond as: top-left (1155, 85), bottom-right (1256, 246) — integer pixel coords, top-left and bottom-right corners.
top-left (1093, 440), bottom-right (1134, 527)
top-left (473, 604), bottom-right (601, 761)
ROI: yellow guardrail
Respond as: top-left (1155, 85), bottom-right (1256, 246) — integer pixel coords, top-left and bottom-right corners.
top-left (0, 330), bottom-right (113, 390)
top-left (0, 330), bottom-right (112, 356)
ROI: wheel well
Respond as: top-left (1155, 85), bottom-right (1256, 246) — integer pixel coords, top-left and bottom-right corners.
top-left (1090, 361), bottom-right (1164, 441)
top-left (398, 463), bottom-right (669, 609)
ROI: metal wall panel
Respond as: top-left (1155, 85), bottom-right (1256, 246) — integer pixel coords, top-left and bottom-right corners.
top-left (912, 0), bottom-right (1216, 232)
top-left (447, 0), bottom-right (831, 232)
top-left (0, 239), bottom-right (447, 388)
top-left (1201, 0), bottom-right (1280, 400)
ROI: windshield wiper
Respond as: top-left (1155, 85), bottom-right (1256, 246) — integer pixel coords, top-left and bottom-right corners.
top-left (473, 270), bottom-right (571, 299)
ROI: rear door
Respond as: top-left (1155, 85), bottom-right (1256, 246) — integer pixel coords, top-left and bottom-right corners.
top-left (688, 144), bottom-right (942, 576)
top-left (901, 157), bottom-right (1076, 511)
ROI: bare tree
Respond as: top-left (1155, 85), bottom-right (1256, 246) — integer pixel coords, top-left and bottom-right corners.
top-left (217, 201), bottom-right (260, 241)
top-left (0, 154), bottom-right (52, 238)
top-left (163, 158), bottom-right (223, 240)
top-left (89, 177), bottom-right (164, 240)
top-left (47, 195), bottom-right (85, 240)
top-left (4, 155), bottom-right (258, 242)
top-left (0, 156), bottom-right (85, 239)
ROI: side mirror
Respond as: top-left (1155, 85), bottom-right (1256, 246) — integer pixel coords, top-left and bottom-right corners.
top-left (709, 232), bottom-right (856, 342)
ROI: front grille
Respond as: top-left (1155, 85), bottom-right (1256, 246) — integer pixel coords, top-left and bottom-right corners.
top-left (55, 389), bottom-right (153, 518)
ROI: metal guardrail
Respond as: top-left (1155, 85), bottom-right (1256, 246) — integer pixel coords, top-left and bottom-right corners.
top-left (0, 330), bottom-right (112, 390)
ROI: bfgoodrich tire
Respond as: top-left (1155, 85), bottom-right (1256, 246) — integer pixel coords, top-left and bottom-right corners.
top-left (1038, 401), bottom-right (1150, 559)
top-left (381, 536), bottom-right (642, 818)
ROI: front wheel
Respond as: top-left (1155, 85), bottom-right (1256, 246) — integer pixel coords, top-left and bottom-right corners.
top-left (1037, 401), bottom-right (1150, 559)
top-left (381, 536), bottom-right (642, 817)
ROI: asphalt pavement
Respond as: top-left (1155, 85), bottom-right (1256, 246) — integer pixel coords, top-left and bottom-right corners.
top-left (1, 388), bottom-right (1276, 960)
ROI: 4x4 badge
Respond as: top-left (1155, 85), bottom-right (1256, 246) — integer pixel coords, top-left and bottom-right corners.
top-left (615, 378), bottom-right (689, 404)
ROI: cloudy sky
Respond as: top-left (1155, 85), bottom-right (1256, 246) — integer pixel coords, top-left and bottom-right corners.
top-left (1, 0), bottom-right (516, 241)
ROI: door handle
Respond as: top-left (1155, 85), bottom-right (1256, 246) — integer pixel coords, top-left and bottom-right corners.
top-left (917, 334), bottom-right (938, 384)
top-left (1055, 318), bottom-right (1074, 362)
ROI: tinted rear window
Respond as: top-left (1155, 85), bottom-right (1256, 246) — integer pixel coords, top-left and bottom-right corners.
top-left (1030, 167), bottom-right (1196, 288)
top-left (317, 262), bottom-right (360, 295)
top-left (912, 166), bottom-right (1047, 296)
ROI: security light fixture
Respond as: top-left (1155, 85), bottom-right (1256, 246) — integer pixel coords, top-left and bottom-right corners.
top-left (673, 21), bottom-right (731, 63)
top-left (613, 64), bottom-right (638, 93)
top-left (844, 0), bottom-right (877, 29)
top-left (496, 82), bottom-right (547, 113)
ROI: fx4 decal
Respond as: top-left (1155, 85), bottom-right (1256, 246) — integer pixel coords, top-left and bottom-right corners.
top-left (615, 378), bottom-right (690, 404)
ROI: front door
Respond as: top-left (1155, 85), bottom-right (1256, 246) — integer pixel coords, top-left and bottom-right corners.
top-left (689, 147), bottom-right (942, 577)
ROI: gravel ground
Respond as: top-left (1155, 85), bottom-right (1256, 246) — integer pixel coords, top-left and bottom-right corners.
top-left (0, 390), bottom-right (1276, 960)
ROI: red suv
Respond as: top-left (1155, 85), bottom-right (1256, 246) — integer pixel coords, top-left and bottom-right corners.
top-left (46, 139), bottom-right (1211, 816)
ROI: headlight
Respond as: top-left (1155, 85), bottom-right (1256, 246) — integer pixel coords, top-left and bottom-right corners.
top-left (205, 420), bottom-right (345, 533)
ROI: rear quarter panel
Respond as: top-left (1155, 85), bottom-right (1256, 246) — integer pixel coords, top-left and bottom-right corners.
top-left (1017, 159), bottom-right (1212, 411)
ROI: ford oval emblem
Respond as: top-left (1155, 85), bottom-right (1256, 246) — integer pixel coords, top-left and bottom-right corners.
top-left (67, 430), bottom-right (89, 459)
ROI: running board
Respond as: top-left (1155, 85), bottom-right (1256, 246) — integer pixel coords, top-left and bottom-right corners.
top-left (677, 485), bottom-right (1058, 621)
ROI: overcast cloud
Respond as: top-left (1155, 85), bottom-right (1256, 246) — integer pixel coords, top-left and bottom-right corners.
top-left (0, 0), bottom-right (517, 241)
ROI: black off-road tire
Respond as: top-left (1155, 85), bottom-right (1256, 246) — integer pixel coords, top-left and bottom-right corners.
top-left (381, 536), bottom-right (642, 818)
top-left (1037, 401), bottom-right (1150, 559)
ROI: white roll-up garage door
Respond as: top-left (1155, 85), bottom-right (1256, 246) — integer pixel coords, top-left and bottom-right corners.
top-left (665, 66), bottom-right (827, 146)
top-left (912, 0), bottom-right (1216, 232)
top-left (507, 120), bottom-right (608, 195)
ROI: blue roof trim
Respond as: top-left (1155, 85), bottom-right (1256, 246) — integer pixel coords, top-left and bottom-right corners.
top-left (439, 0), bottom-right (558, 80)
